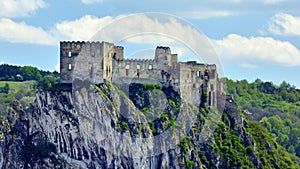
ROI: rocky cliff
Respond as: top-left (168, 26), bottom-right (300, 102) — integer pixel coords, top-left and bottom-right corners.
top-left (0, 82), bottom-right (299, 168)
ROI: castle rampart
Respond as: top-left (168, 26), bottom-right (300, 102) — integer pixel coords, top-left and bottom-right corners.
top-left (60, 41), bottom-right (220, 107)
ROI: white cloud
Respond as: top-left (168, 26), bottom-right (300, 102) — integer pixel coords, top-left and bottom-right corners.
top-left (268, 13), bottom-right (300, 36)
top-left (182, 10), bottom-right (235, 19)
top-left (0, 0), bottom-right (46, 18)
top-left (91, 14), bottom-right (218, 64)
top-left (0, 14), bottom-right (210, 49)
top-left (172, 47), bottom-right (185, 56)
top-left (81, 0), bottom-right (104, 4)
top-left (3, 13), bottom-right (299, 69)
top-left (54, 15), bottom-right (114, 41)
top-left (0, 15), bottom-right (114, 45)
top-left (240, 63), bottom-right (259, 69)
top-left (0, 18), bottom-right (56, 45)
top-left (212, 34), bottom-right (300, 66)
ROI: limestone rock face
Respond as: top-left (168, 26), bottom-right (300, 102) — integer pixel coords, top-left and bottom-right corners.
top-left (0, 84), bottom-right (276, 169)
top-left (0, 85), bottom-right (187, 168)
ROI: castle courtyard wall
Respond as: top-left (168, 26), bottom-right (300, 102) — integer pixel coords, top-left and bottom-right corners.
top-left (60, 41), bottom-right (220, 107)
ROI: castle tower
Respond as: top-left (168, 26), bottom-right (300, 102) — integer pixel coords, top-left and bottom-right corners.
top-left (60, 41), bottom-right (119, 84)
top-left (101, 42), bottom-right (114, 81)
top-left (154, 46), bottom-right (172, 70)
top-left (113, 46), bottom-right (124, 61)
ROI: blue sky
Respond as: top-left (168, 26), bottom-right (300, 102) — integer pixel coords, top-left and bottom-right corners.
top-left (0, 0), bottom-right (300, 87)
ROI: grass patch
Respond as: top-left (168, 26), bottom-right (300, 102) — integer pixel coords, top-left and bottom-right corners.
top-left (142, 84), bottom-right (162, 90)
top-left (0, 80), bottom-right (36, 93)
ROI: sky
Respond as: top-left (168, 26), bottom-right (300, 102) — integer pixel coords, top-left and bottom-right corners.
top-left (0, 0), bottom-right (300, 87)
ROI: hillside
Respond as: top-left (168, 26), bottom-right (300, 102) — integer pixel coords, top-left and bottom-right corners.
top-left (0, 81), bottom-right (36, 116)
top-left (0, 64), bottom-right (59, 116)
top-left (225, 78), bottom-right (300, 158)
top-left (0, 81), bottom-right (299, 168)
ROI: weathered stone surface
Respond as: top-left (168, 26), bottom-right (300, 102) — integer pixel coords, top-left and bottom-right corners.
top-left (0, 84), bottom-right (267, 169)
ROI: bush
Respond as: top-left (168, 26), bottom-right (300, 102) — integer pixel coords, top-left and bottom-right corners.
top-left (180, 136), bottom-right (190, 154)
top-left (120, 121), bottom-right (129, 131)
top-left (141, 107), bottom-right (150, 112)
top-left (148, 120), bottom-right (157, 134)
top-left (185, 159), bottom-right (195, 169)
top-left (142, 84), bottom-right (162, 90)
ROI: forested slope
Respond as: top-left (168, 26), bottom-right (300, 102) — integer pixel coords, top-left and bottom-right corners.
top-left (225, 78), bottom-right (300, 157)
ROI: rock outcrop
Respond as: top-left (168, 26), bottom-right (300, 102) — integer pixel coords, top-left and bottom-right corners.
top-left (0, 83), bottom-right (298, 168)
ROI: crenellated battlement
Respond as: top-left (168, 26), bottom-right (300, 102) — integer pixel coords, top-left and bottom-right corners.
top-left (124, 58), bottom-right (154, 62)
top-left (60, 41), bottom-right (221, 107)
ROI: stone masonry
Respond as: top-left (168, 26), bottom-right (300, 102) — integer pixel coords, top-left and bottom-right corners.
top-left (60, 41), bottom-right (221, 107)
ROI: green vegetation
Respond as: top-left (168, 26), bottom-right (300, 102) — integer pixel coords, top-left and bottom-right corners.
top-left (0, 64), bottom-right (59, 82)
top-left (213, 120), bottom-right (256, 167)
top-left (1, 63), bottom-right (299, 167)
top-left (37, 74), bottom-right (59, 89)
top-left (0, 64), bottom-right (60, 116)
top-left (116, 115), bottom-right (130, 132)
top-left (128, 84), bottom-right (181, 135)
top-left (246, 120), bottom-right (299, 168)
top-left (141, 107), bottom-right (150, 112)
top-left (0, 81), bottom-right (36, 116)
top-left (180, 136), bottom-right (191, 154)
top-left (205, 106), bottom-right (300, 168)
top-left (148, 120), bottom-right (157, 134)
top-left (120, 121), bottom-right (129, 131)
top-left (0, 83), bottom-right (9, 94)
top-left (142, 84), bottom-right (162, 90)
top-left (185, 159), bottom-right (195, 169)
top-left (224, 78), bottom-right (300, 158)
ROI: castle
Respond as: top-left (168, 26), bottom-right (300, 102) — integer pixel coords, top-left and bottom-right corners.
top-left (60, 41), bottom-right (221, 107)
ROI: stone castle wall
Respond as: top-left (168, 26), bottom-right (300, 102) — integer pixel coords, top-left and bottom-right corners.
top-left (60, 41), bottom-right (116, 84)
top-left (60, 41), bottom-right (220, 107)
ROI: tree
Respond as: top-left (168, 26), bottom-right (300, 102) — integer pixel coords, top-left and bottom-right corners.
top-left (288, 145), bottom-right (295, 154)
top-left (38, 74), bottom-right (59, 89)
top-left (259, 82), bottom-right (276, 94)
top-left (20, 66), bottom-right (42, 81)
top-left (0, 64), bottom-right (20, 80)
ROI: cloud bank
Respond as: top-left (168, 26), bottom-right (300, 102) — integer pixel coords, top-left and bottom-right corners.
top-left (1, 14), bottom-right (300, 67)
top-left (54, 15), bottom-right (114, 41)
top-left (0, 0), bottom-right (46, 18)
top-left (0, 18), bottom-right (56, 45)
top-left (268, 13), bottom-right (300, 36)
top-left (212, 34), bottom-right (300, 66)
